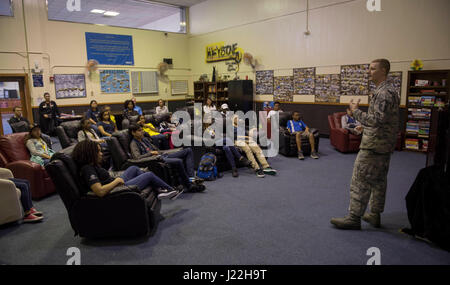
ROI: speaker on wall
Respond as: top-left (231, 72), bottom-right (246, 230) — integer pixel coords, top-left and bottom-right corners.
top-left (163, 58), bottom-right (173, 65)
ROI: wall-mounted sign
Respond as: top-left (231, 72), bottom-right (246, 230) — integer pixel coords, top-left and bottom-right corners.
top-left (32, 74), bottom-right (44, 87)
top-left (205, 42), bottom-right (243, 63)
top-left (86, 32), bottom-right (134, 65)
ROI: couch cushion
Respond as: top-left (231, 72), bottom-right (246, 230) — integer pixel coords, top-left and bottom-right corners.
top-left (62, 120), bottom-right (82, 140)
top-left (278, 111), bottom-right (293, 128)
top-left (0, 133), bottom-right (30, 162)
top-left (113, 130), bottom-right (132, 157)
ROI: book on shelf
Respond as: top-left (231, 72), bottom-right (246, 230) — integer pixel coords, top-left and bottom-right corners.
top-left (418, 121), bottom-right (430, 137)
top-left (406, 121), bottom-right (419, 135)
top-left (405, 138), bottom-right (419, 150)
top-left (408, 108), bottom-right (431, 120)
top-left (420, 96), bottom-right (435, 106)
top-left (408, 96), bottom-right (421, 105)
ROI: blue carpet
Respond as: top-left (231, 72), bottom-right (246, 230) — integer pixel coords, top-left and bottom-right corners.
top-left (0, 139), bottom-right (449, 265)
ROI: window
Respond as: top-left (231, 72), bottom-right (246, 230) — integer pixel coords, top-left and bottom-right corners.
top-left (47, 0), bottom-right (187, 33)
top-left (0, 0), bottom-right (13, 16)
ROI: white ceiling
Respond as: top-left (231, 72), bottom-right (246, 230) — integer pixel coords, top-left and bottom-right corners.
top-left (154, 0), bottom-right (208, 7)
top-left (47, 0), bottom-right (186, 29)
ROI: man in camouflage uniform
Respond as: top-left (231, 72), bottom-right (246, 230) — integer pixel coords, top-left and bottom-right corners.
top-left (331, 59), bottom-right (399, 230)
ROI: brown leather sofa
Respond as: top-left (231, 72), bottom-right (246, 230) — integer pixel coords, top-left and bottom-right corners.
top-left (0, 132), bottom-right (55, 200)
top-left (328, 112), bottom-right (362, 153)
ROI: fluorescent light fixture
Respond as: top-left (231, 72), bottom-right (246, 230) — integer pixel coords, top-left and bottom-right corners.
top-left (103, 11), bottom-right (120, 16)
top-left (90, 9), bottom-right (105, 14)
top-left (180, 22), bottom-right (186, 26)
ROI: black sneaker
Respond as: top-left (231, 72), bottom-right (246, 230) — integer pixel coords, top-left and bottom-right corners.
top-left (170, 186), bottom-right (185, 201)
top-left (232, 168), bottom-right (239, 177)
top-left (263, 167), bottom-right (277, 175)
top-left (189, 184), bottom-right (206, 193)
top-left (256, 169), bottom-right (265, 178)
top-left (239, 156), bottom-right (252, 167)
top-left (298, 151), bottom-right (304, 160)
top-left (157, 190), bottom-right (178, 200)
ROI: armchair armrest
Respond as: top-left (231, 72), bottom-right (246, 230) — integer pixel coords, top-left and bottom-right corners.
top-left (0, 179), bottom-right (23, 224)
top-left (0, 168), bottom-right (13, 179)
top-left (86, 185), bottom-right (140, 197)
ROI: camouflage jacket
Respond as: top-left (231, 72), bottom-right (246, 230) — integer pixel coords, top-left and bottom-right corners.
top-left (353, 80), bottom-right (400, 153)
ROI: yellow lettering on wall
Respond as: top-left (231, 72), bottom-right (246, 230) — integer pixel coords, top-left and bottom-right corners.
top-left (205, 42), bottom-right (243, 63)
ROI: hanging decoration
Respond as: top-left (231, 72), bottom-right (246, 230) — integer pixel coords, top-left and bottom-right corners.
top-left (243, 52), bottom-right (258, 71)
top-left (86, 59), bottom-right (99, 79)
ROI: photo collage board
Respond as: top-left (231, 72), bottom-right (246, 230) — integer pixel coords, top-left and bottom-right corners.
top-left (254, 64), bottom-right (402, 103)
top-left (274, 76), bottom-right (294, 102)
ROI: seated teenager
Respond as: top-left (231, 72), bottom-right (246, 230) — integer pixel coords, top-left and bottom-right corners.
top-left (232, 116), bottom-right (277, 178)
top-left (341, 108), bottom-right (363, 135)
top-left (102, 105), bottom-right (116, 125)
top-left (286, 111), bottom-right (319, 160)
top-left (86, 100), bottom-right (100, 133)
top-left (97, 110), bottom-right (118, 137)
top-left (155, 99), bottom-right (169, 115)
top-left (72, 140), bottom-right (182, 199)
top-left (25, 125), bottom-right (55, 166)
top-left (123, 99), bottom-right (139, 121)
top-left (128, 124), bottom-right (205, 193)
top-left (3, 169), bottom-right (44, 223)
top-left (137, 115), bottom-right (169, 150)
top-left (205, 123), bottom-right (251, 178)
top-left (77, 118), bottom-right (106, 144)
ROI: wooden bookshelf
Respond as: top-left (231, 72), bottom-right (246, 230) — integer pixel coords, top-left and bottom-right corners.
top-left (404, 70), bottom-right (450, 153)
top-left (193, 81), bottom-right (229, 105)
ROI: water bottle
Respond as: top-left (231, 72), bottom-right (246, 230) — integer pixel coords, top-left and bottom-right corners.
top-left (72, 110), bottom-right (75, 116)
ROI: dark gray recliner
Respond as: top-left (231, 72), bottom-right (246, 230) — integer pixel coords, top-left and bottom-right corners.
top-left (46, 152), bottom-right (161, 239)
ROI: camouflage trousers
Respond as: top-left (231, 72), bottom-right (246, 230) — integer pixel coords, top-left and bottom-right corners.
top-left (349, 149), bottom-right (392, 216)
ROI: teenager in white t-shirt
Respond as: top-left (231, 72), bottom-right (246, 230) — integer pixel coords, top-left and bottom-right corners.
top-left (203, 97), bottom-right (216, 129)
top-left (267, 101), bottom-right (283, 120)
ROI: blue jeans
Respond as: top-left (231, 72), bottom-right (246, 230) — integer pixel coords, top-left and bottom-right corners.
top-left (9, 178), bottom-right (33, 212)
top-left (217, 138), bottom-right (242, 169)
top-left (120, 166), bottom-right (172, 191)
top-left (162, 148), bottom-right (194, 187)
top-left (151, 134), bottom-right (169, 150)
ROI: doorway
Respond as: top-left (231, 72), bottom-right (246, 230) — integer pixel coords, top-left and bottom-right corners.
top-left (0, 74), bottom-right (32, 136)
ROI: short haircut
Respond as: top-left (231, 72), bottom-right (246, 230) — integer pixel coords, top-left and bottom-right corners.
top-left (372, 58), bottom-right (390, 75)
top-left (128, 123), bottom-right (142, 137)
top-left (274, 101), bottom-right (281, 106)
top-left (13, 106), bottom-right (21, 112)
top-left (44, 92), bottom-right (50, 97)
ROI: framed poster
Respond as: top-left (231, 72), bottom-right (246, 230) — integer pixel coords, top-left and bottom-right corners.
top-left (340, 64), bottom-right (370, 95)
top-left (314, 74), bottom-right (341, 103)
top-left (294, 67), bottom-right (315, 95)
top-left (256, 70), bottom-right (274, 95)
top-left (274, 76), bottom-right (294, 102)
top-left (171, 80), bottom-right (189, 95)
top-left (32, 74), bottom-right (44, 87)
top-left (85, 32), bottom-right (134, 65)
top-left (54, 74), bottom-right (86, 99)
top-left (100, 70), bottom-right (131, 93)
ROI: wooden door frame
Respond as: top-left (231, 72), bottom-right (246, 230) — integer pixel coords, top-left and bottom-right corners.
top-left (0, 73), bottom-right (33, 135)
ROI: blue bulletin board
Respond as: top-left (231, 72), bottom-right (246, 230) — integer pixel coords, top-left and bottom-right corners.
top-left (85, 32), bottom-right (134, 66)
top-left (100, 70), bottom-right (131, 93)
